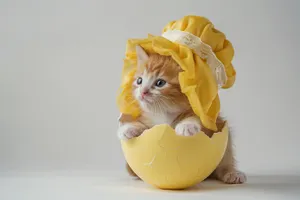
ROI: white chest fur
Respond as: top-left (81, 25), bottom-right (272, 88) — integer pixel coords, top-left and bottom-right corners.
top-left (141, 111), bottom-right (177, 128)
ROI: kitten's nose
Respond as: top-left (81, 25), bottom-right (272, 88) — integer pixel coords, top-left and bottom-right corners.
top-left (141, 90), bottom-right (149, 98)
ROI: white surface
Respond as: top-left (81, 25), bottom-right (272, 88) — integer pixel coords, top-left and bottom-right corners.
top-left (0, 171), bottom-right (300, 200)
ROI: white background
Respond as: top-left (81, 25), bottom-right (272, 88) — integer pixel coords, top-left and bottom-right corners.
top-left (1, 0), bottom-right (300, 177)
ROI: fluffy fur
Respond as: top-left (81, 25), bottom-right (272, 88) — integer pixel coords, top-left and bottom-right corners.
top-left (118, 45), bottom-right (246, 184)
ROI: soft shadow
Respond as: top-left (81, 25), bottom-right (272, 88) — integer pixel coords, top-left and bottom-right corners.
top-left (164, 179), bottom-right (248, 193)
top-left (107, 174), bottom-right (300, 196)
top-left (128, 179), bottom-right (240, 193)
top-left (241, 174), bottom-right (300, 193)
top-left (183, 174), bottom-right (300, 196)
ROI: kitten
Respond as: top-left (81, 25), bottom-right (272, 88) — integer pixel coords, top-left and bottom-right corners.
top-left (117, 45), bottom-right (246, 184)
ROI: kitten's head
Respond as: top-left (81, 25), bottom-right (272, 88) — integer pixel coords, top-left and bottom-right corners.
top-left (132, 45), bottom-right (190, 113)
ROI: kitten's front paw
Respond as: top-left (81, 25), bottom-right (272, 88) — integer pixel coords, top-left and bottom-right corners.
top-left (175, 122), bottom-right (201, 136)
top-left (117, 124), bottom-right (144, 140)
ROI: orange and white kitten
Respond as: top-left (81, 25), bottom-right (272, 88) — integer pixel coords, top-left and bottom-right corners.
top-left (118, 45), bottom-right (246, 184)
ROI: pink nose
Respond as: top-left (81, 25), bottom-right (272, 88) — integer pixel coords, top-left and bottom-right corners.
top-left (141, 90), bottom-right (149, 98)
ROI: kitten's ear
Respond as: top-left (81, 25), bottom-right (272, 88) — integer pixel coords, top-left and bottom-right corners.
top-left (136, 45), bottom-right (149, 66)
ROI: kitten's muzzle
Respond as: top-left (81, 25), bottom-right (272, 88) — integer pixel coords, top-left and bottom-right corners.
top-left (141, 89), bottom-right (150, 99)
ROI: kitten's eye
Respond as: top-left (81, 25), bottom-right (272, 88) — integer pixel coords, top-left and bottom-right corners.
top-left (155, 79), bottom-right (166, 87)
top-left (136, 77), bottom-right (143, 85)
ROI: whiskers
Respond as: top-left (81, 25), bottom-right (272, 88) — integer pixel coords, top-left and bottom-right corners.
top-left (146, 95), bottom-right (179, 114)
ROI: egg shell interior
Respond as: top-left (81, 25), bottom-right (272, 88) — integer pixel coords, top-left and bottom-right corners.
top-left (121, 122), bottom-right (229, 190)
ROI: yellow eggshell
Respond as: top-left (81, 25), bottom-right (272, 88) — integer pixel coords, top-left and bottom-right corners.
top-left (121, 123), bottom-right (228, 190)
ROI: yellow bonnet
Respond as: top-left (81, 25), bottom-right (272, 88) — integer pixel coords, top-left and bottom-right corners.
top-left (117, 15), bottom-right (236, 131)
